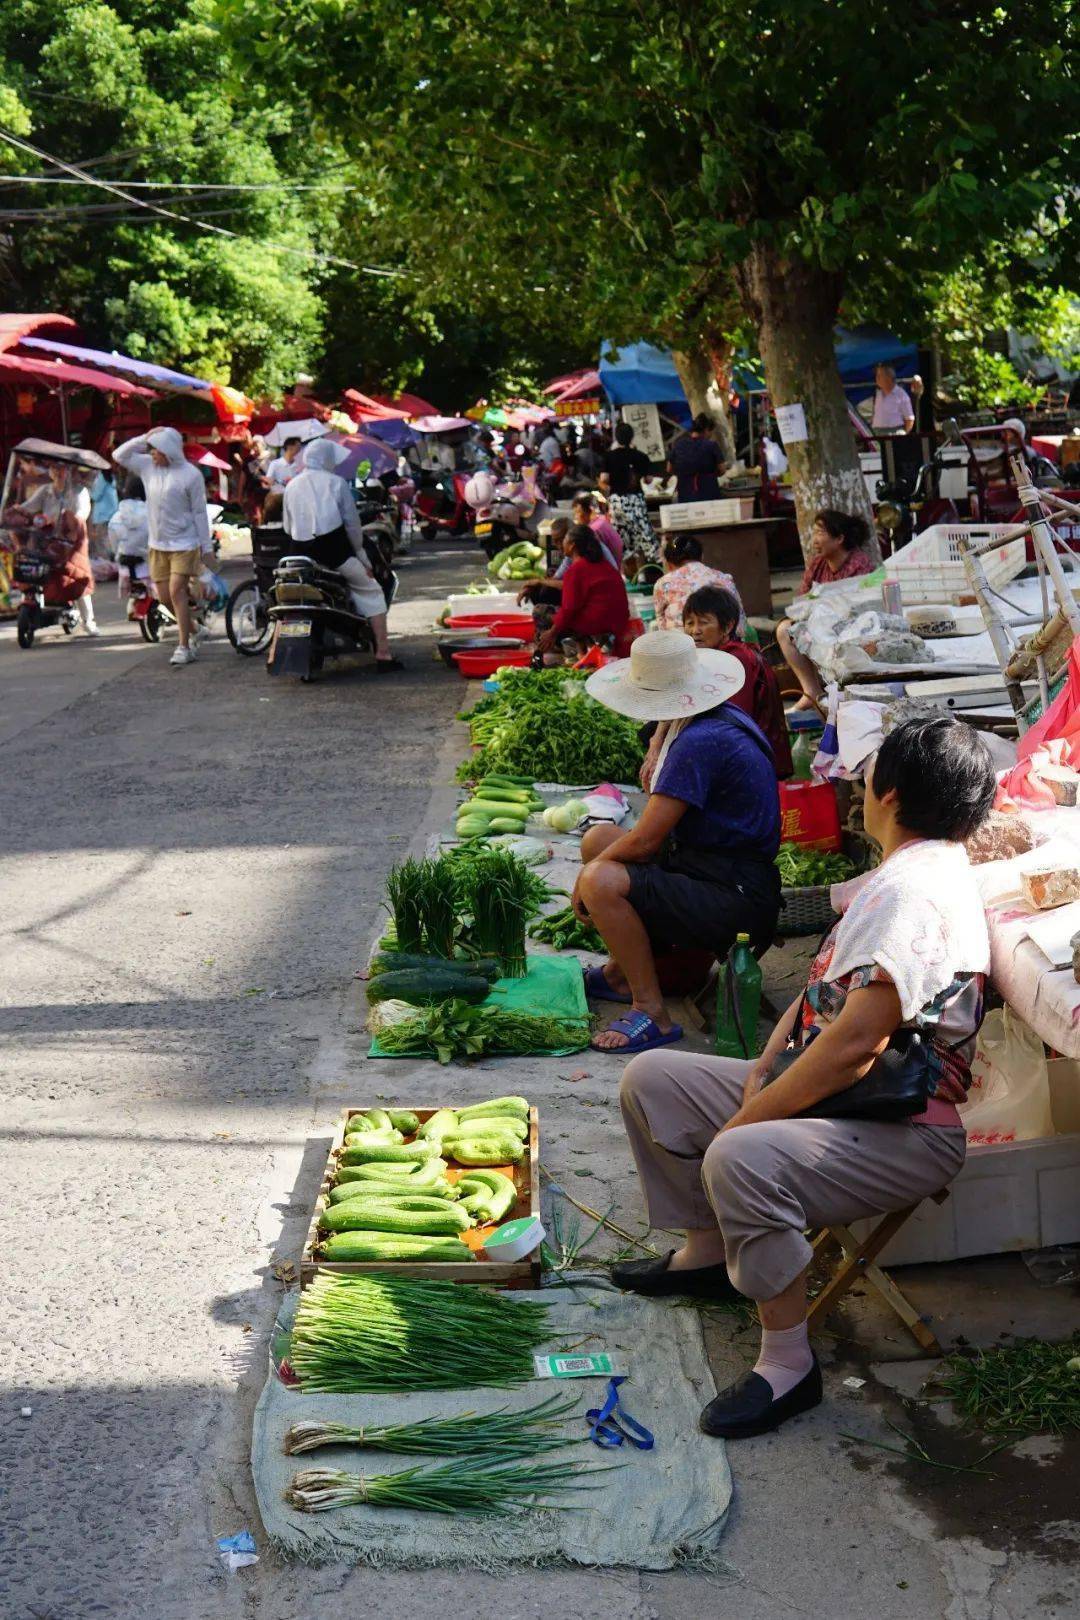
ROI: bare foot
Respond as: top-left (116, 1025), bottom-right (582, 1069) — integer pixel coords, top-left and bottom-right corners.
top-left (590, 1006), bottom-right (673, 1050)
top-left (600, 960), bottom-right (630, 995)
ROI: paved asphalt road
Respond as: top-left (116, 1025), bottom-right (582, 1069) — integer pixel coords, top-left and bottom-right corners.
top-left (2, 543), bottom-right (1077, 1620)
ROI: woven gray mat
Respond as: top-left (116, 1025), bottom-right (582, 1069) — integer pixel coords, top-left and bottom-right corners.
top-left (252, 1280), bottom-right (731, 1571)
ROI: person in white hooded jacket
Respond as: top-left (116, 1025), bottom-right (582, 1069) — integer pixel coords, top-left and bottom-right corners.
top-left (113, 427), bottom-right (212, 666)
top-left (283, 437), bottom-right (401, 669)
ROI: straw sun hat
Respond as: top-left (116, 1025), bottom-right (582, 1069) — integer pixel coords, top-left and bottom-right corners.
top-left (585, 630), bottom-right (745, 722)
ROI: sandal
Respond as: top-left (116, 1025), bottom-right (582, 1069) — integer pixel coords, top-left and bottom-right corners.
top-left (582, 964), bottom-right (632, 1004)
top-left (590, 1011), bottom-right (684, 1054)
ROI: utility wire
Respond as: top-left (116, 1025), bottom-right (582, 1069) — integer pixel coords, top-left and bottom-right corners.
top-left (0, 174), bottom-right (364, 192)
top-left (0, 126), bottom-right (402, 278)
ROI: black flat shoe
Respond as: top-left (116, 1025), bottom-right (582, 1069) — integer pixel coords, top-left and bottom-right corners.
top-left (376, 657), bottom-right (405, 673)
top-left (610, 1250), bottom-right (739, 1301)
top-left (699, 1356), bottom-right (823, 1439)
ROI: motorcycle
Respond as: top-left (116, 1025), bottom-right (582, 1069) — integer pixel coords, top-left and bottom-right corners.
top-left (874, 445), bottom-right (963, 557)
top-left (414, 469), bottom-right (475, 540)
top-left (265, 533), bottom-right (397, 680)
top-left (466, 467), bottom-right (548, 561)
top-left (12, 543), bottom-right (80, 648)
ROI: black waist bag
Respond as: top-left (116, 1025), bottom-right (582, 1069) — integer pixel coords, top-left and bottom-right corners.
top-left (765, 1021), bottom-right (933, 1122)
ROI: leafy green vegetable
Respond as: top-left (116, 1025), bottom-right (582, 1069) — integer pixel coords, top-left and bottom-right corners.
top-left (375, 999), bottom-right (590, 1063)
top-left (457, 669), bottom-right (643, 787)
top-left (529, 904), bottom-right (605, 953)
top-left (775, 843), bottom-right (859, 888)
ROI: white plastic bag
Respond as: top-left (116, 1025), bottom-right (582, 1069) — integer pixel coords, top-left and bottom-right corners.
top-left (959, 1007), bottom-right (1054, 1145)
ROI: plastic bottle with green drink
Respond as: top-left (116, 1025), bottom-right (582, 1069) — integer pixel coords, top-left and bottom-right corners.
top-left (715, 933), bottom-right (763, 1059)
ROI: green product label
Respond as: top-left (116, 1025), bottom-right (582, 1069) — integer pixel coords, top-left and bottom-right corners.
top-left (533, 1352), bottom-right (628, 1379)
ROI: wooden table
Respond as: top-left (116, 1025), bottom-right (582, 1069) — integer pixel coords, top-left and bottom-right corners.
top-left (693, 518), bottom-right (781, 616)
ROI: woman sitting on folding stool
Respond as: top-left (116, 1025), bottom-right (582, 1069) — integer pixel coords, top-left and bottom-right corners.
top-left (613, 715), bottom-right (996, 1439)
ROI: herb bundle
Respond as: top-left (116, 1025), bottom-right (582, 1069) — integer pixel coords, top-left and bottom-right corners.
top-left (285, 1456), bottom-right (607, 1516)
top-left (283, 1392), bottom-right (580, 1458)
top-left (289, 1272), bottom-right (552, 1393)
top-left (457, 668), bottom-right (644, 786)
top-left (375, 1000), bottom-right (590, 1064)
top-left (385, 857), bottom-right (458, 957)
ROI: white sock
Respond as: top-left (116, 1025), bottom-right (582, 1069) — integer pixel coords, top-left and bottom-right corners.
top-left (752, 1321), bottom-right (813, 1399)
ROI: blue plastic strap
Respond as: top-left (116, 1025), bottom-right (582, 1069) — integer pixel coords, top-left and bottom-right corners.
top-left (585, 1375), bottom-right (655, 1450)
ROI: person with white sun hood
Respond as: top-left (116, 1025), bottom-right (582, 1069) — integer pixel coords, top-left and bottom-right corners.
top-left (114, 426), bottom-right (213, 666)
top-left (283, 437), bottom-right (401, 669)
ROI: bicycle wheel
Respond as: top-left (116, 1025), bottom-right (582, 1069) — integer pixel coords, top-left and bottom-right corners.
top-left (225, 579), bottom-right (272, 655)
top-left (139, 602), bottom-right (164, 643)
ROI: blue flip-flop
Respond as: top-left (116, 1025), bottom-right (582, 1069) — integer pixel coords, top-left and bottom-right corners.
top-left (583, 964), bottom-right (632, 1004)
top-left (590, 1011), bottom-right (684, 1054)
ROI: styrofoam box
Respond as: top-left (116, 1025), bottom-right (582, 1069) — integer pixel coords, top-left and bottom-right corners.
top-left (854, 1059), bottom-right (1080, 1266)
top-left (447, 592), bottom-right (521, 619)
top-left (660, 497), bottom-right (756, 531)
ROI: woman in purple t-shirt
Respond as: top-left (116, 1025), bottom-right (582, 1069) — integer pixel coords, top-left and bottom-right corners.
top-left (667, 414), bottom-right (726, 503)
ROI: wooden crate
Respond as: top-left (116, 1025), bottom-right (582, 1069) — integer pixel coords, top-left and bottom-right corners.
top-left (300, 1105), bottom-right (541, 1289)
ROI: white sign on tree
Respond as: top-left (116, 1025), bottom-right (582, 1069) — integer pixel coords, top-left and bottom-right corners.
top-left (619, 402), bottom-right (665, 462)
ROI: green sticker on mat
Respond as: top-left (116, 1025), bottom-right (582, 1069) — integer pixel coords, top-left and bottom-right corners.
top-left (533, 1352), bottom-right (628, 1379)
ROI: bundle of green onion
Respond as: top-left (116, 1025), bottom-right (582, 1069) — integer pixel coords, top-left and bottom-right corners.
top-left (289, 1272), bottom-right (552, 1393)
top-left (286, 1456), bottom-right (607, 1516)
top-left (385, 858), bottom-right (458, 958)
top-left (283, 1392), bottom-right (580, 1457)
top-left (452, 845), bottom-right (541, 978)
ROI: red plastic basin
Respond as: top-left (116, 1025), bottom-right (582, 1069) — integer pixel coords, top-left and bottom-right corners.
top-left (446, 613), bottom-right (506, 629)
top-left (485, 615), bottom-right (535, 639)
top-left (452, 647), bottom-right (534, 678)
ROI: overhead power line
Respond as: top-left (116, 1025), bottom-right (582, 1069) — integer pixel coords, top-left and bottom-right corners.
top-left (0, 174), bottom-right (364, 193)
top-left (0, 126), bottom-right (402, 278)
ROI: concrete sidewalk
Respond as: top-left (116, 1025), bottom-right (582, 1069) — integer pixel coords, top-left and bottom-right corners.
top-left (1, 534), bottom-right (1077, 1620)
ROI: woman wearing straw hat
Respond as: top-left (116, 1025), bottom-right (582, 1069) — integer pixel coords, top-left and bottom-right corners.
top-left (575, 631), bottom-right (781, 1054)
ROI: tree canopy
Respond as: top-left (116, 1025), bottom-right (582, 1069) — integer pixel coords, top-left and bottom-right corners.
top-left (222, 0), bottom-right (1079, 539)
top-left (0, 0), bottom-right (343, 393)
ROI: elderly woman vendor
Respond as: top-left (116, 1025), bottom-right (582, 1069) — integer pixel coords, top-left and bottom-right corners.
top-left (614, 716), bottom-right (996, 1439)
top-left (574, 631), bottom-right (781, 1054)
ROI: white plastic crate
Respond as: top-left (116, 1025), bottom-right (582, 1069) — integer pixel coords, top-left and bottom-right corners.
top-left (889, 523), bottom-right (1025, 605)
top-left (660, 496), bottom-right (756, 531)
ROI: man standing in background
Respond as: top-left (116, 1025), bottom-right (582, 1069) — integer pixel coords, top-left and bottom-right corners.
top-left (870, 364), bottom-right (915, 434)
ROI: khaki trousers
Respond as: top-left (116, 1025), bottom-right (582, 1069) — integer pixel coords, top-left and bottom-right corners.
top-left (619, 1050), bottom-right (966, 1301)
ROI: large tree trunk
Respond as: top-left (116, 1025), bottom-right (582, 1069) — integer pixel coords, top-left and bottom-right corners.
top-left (670, 340), bottom-right (735, 463)
top-left (739, 244), bottom-right (878, 563)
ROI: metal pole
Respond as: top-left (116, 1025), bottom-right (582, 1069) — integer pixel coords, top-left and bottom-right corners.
top-left (1011, 455), bottom-right (1080, 636)
top-left (957, 538), bottom-right (1028, 719)
top-left (58, 386), bottom-right (68, 445)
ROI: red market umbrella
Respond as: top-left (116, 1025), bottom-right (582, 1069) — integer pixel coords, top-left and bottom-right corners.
top-left (0, 351), bottom-right (154, 396)
top-left (185, 445), bottom-right (231, 471)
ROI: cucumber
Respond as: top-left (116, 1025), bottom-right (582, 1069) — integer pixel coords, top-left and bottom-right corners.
top-left (338, 1140), bottom-right (438, 1166)
top-left (319, 1231), bottom-right (473, 1262)
top-left (320, 1200), bottom-right (472, 1235)
top-left (443, 1135), bottom-right (526, 1166)
top-left (371, 953), bottom-right (498, 981)
top-left (387, 1109), bottom-right (421, 1134)
top-left (336, 1158), bottom-right (449, 1185)
top-left (457, 1096), bottom-right (529, 1122)
top-left (449, 1113), bottom-right (528, 1140)
top-left (489, 817), bottom-right (530, 833)
top-left (328, 1181), bottom-right (456, 1205)
top-left (367, 969), bottom-right (490, 1006)
top-left (418, 1107), bottom-right (459, 1141)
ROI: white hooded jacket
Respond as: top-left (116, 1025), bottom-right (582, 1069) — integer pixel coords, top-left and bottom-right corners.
top-left (113, 427), bottom-right (211, 553)
top-left (282, 439), bottom-right (362, 549)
